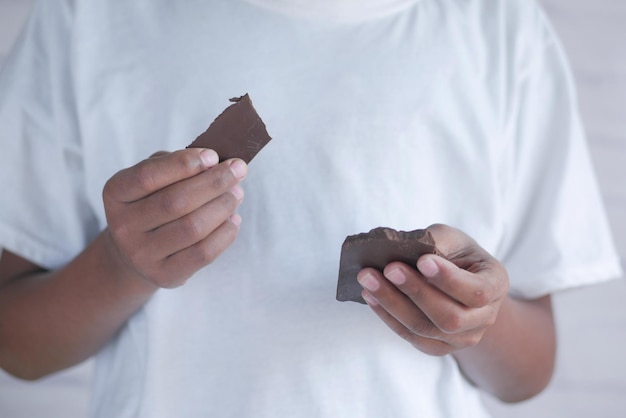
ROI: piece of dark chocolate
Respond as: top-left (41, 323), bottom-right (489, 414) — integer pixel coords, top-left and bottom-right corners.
top-left (187, 94), bottom-right (271, 163)
top-left (336, 227), bottom-right (442, 304)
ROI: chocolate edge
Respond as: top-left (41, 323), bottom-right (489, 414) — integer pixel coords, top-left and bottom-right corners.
top-left (186, 93), bottom-right (272, 163)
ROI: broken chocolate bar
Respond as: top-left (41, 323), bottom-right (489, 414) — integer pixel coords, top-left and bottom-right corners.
top-left (336, 227), bottom-right (442, 304)
top-left (187, 94), bottom-right (271, 163)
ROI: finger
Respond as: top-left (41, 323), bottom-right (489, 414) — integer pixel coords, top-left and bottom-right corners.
top-left (157, 215), bottom-right (242, 287)
top-left (380, 263), bottom-right (479, 333)
top-left (146, 186), bottom-right (243, 259)
top-left (357, 268), bottom-right (440, 339)
top-left (417, 254), bottom-right (505, 309)
top-left (423, 224), bottom-right (509, 308)
top-left (131, 158), bottom-right (247, 231)
top-left (361, 290), bottom-right (455, 357)
top-left (104, 148), bottom-right (220, 203)
top-left (363, 283), bottom-right (490, 352)
top-left (382, 262), bottom-right (497, 335)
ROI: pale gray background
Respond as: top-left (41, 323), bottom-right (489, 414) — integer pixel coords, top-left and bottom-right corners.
top-left (0, 0), bottom-right (624, 417)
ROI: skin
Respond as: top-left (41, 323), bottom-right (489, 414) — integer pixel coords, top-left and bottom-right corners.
top-left (0, 151), bottom-right (556, 403)
top-left (0, 148), bottom-right (247, 379)
top-left (357, 224), bottom-right (556, 402)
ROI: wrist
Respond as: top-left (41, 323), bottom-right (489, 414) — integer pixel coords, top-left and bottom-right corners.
top-left (98, 229), bottom-right (160, 299)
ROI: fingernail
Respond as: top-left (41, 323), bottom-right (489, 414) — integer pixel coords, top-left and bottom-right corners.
top-left (386, 267), bottom-right (406, 285)
top-left (229, 159), bottom-right (248, 179)
top-left (199, 149), bottom-right (219, 167)
top-left (418, 257), bottom-right (439, 279)
top-left (362, 291), bottom-right (379, 306)
top-left (357, 272), bottom-right (379, 292)
top-left (229, 213), bottom-right (242, 227)
top-left (229, 185), bottom-right (244, 201)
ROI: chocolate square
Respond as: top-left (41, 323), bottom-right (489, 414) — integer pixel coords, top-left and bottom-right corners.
top-left (187, 94), bottom-right (272, 163)
top-left (337, 227), bottom-right (441, 304)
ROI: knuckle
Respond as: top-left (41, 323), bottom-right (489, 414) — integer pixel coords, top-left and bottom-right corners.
top-left (159, 190), bottom-right (189, 217)
top-left (439, 313), bottom-right (464, 334)
top-left (484, 307), bottom-right (498, 327)
top-left (102, 177), bottom-right (117, 201)
top-left (106, 219), bottom-right (138, 254)
top-left (199, 247), bottom-right (220, 265)
top-left (191, 241), bottom-right (221, 266)
top-left (210, 168), bottom-right (235, 191)
top-left (108, 221), bottom-right (131, 243)
top-left (179, 215), bottom-right (205, 242)
top-left (218, 192), bottom-right (240, 213)
top-left (471, 289), bottom-right (490, 307)
top-left (176, 150), bottom-right (201, 173)
top-left (103, 170), bottom-right (132, 204)
top-left (211, 175), bottom-right (229, 192)
top-left (184, 221), bottom-right (240, 268)
top-left (132, 163), bottom-right (157, 195)
top-left (459, 332), bottom-right (483, 348)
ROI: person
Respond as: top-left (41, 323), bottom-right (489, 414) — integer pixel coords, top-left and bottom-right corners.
top-left (0, 0), bottom-right (622, 417)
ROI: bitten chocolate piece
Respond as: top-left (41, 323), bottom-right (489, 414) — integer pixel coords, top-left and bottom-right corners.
top-left (337, 227), bottom-right (442, 304)
top-left (187, 93), bottom-right (271, 163)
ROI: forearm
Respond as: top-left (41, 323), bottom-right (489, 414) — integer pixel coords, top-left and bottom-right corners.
top-left (0, 230), bottom-right (158, 380)
top-left (0, 150), bottom-right (244, 380)
top-left (453, 295), bottom-right (556, 403)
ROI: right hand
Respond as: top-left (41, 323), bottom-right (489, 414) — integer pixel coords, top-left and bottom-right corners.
top-left (102, 148), bottom-right (247, 288)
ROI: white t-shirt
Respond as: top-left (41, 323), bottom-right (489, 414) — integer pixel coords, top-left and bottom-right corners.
top-left (0, 0), bottom-right (621, 417)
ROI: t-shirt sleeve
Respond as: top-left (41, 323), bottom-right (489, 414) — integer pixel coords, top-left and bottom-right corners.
top-left (496, 2), bottom-right (623, 299)
top-left (0, 0), bottom-right (100, 270)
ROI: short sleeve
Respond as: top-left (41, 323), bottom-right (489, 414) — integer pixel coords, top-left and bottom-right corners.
top-left (496, 2), bottom-right (623, 299)
top-left (0, 0), bottom-right (99, 270)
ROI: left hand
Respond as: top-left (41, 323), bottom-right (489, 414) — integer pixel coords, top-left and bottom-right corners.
top-left (357, 223), bottom-right (510, 356)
